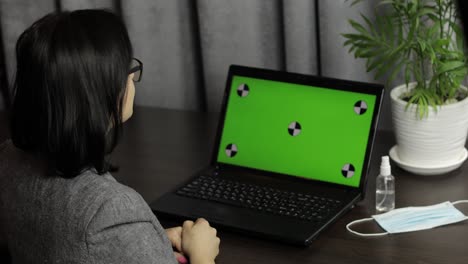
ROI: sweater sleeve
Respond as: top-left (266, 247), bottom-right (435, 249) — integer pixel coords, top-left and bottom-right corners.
top-left (85, 189), bottom-right (177, 264)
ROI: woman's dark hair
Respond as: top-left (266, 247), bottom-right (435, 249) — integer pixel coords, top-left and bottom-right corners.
top-left (10, 9), bottom-right (133, 178)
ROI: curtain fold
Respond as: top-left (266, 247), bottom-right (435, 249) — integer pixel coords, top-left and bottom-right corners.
top-left (122, 0), bottom-right (202, 111)
top-left (197, 0), bottom-right (284, 112)
top-left (61, 0), bottom-right (114, 11)
top-left (0, 0), bottom-right (392, 129)
top-left (319, 1), bottom-right (375, 82)
top-left (283, 0), bottom-right (318, 75)
top-left (0, 22), bottom-right (6, 109)
top-left (0, 0), bottom-right (55, 91)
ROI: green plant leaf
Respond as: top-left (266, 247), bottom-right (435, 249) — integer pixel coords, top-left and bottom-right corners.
top-left (375, 53), bottom-right (400, 79)
top-left (360, 13), bottom-right (376, 35)
top-left (437, 61), bottom-right (465, 74)
top-left (358, 48), bottom-right (383, 58)
top-left (349, 0), bottom-right (363, 7)
top-left (342, 33), bottom-right (373, 42)
top-left (377, 0), bottom-right (396, 6)
top-left (417, 38), bottom-right (426, 52)
top-left (387, 58), bottom-right (407, 84)
top-left (405, 62), bottom-right (412, 86)
top-left (448, 21), bottom-right (465, 50)
top-left (348, 19), bottom-right (369, 35)
top-left (418, 6), bottom-right (437, 18)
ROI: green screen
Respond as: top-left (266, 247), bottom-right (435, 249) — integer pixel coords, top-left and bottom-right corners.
top-left (217, 76), bottom-right (376, 187)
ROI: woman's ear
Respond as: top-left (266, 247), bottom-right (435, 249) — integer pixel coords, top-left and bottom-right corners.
top-left (122, 74), bottom-right (135, 122)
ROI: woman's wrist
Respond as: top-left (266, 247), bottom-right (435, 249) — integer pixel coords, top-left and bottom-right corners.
top-left (189, 256), bottom-right (215, 264)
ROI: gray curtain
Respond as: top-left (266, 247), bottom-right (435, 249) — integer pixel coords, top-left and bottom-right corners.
top-left (0, 0), bottom-right (55, 110)
top-left (0, 0), bottom-right (392, 129)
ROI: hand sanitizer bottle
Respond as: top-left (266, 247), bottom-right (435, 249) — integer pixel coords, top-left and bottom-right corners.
top-left (375, 156), bottom-right (395, 213)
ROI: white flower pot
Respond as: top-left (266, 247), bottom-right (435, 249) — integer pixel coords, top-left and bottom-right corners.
top-left (390, 83), bottom-right (468, 175)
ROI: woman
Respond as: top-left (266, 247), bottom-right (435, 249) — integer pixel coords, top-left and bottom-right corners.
top-left (0, 9), bottom-right (220, 264)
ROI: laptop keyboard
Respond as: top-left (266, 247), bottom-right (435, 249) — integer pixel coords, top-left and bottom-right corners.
top-left (176, 175), bottom-right (343, 222)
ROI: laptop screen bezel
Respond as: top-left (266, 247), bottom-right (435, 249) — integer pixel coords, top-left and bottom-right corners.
top-left (210, 65), bottom-right (384, 194)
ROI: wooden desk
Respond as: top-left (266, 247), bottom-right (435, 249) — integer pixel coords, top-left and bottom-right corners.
top-left (1, 107), bottom-right (468, 263)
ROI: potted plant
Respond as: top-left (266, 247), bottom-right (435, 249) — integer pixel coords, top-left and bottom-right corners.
top-left (343, 0), bottom-right (468, 175)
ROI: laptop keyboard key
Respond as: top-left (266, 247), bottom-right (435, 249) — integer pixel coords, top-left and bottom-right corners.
top-left (176, 176), bottom-right (341, 222)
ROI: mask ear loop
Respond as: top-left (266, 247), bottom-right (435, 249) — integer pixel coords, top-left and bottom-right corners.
top-left (346, 218), bottom-right (389, 237)
top-left (452, 200), bottom-right (468, 218)
top-left (452, 200), bottom-right (468, 205)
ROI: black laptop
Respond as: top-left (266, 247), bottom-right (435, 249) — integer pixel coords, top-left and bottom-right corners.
top-left (151, 65), bottom-right (384, 245)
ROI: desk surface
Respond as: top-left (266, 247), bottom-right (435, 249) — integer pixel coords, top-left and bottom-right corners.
top-left (1, 107), bottom-right (468, 263)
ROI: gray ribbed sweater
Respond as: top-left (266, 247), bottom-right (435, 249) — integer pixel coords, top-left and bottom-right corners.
top-left (0, 140), bottom-right (177, 263)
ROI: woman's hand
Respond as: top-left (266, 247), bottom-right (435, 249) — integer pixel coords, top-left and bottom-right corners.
top-left (181, 218), bottom-right (220, 264)
top-left (165, 227), bottom-right (188, 264)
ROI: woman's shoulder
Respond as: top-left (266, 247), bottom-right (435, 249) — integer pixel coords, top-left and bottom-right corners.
top-left (71, 170), bottom-right (155, 223)
top-left (78, 171), bottom-right (167, 246)
top-left (74, 170), bottom-right (159, 226)
top-left (74, 170), bottom-right (130, 198)
top-left (80, 174), bottom-right (176, 263)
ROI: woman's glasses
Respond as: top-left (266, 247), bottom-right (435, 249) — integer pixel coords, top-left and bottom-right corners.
top-left (129, 58), bottom-right (143, 82)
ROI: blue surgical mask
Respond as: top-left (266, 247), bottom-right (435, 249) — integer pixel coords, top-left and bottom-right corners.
top-left (347, 200), bottom-right (468, 237)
